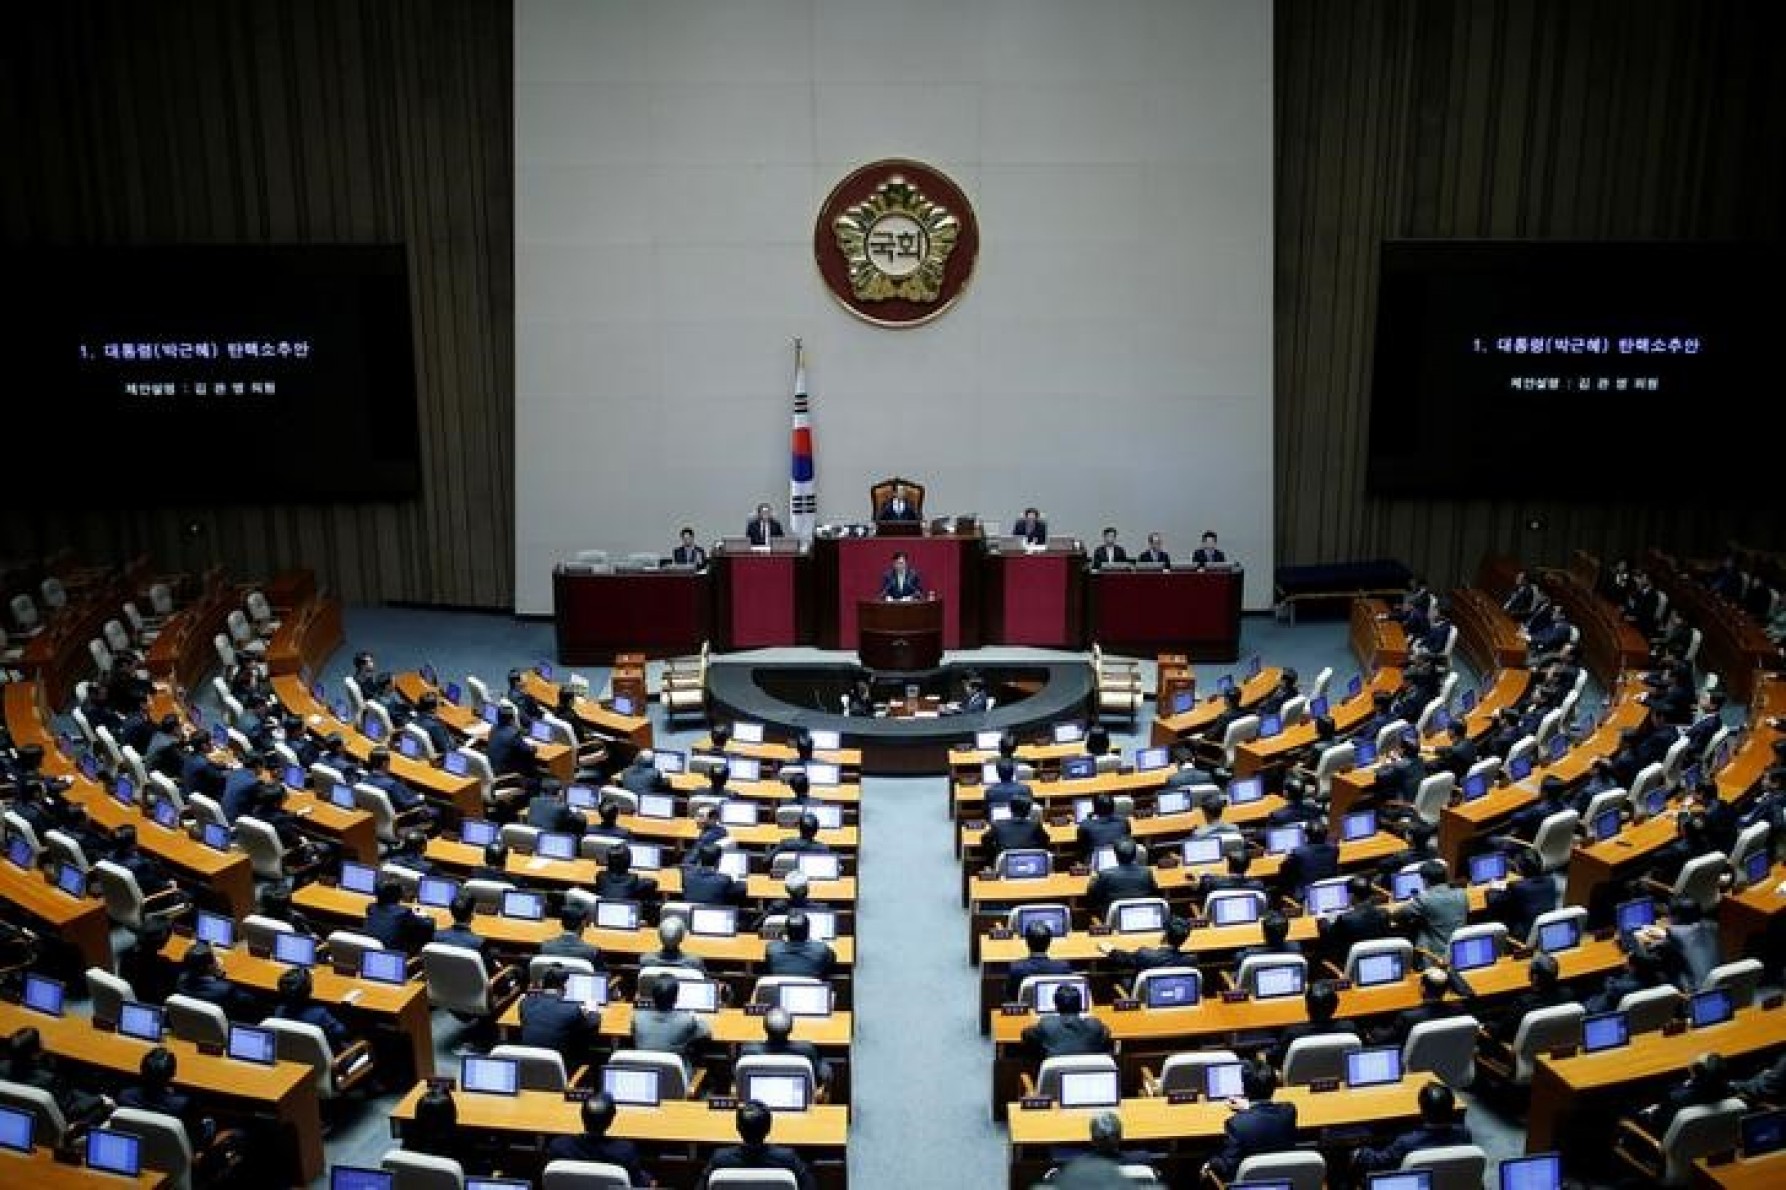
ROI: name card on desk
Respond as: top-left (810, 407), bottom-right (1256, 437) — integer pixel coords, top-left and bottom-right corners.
top-left (1069, 864), bottom-right (1089, 877)
top-left (707, 1096), bottom-right (739, 1111)
top-left (1019, 1096), bottom-right (1055, 1111)
top-left (1764, 993), bottom-right (1784, 1012)
top-left (1330, 978), bottom-right (1352, 992)
top-left (1166, 1090), bottom-right (1199, 1105)
top-left (1220, 990), bottom-right (1249, 1004)
top-left (1662, 1020), bottom-right (1687, 1037)
top-left (1704, 1149), bottom-right (1737, 1167)
top-left (1087, 925), bottom-right (1113, 937)
top-left (197, 1042), bottom-right (223, 1057)
top-left (1548, 1045), bottom-right (1579, 1060)
top-left (987, 927), bottom-right (1013, 940)
top-left (1112, 998), bottom-right (1140, 1012)
top-left (427, 1077), bottom-right (457, 1093)
top-left (743, 1003), bottom-right (770, 1017)
top-left (1308, 1077), bottom-right (1341, 1093)
top-left (563, 1088), bottom-right (594, 1102)
top-left (1001, 1003), bottom-right (1030, 1016)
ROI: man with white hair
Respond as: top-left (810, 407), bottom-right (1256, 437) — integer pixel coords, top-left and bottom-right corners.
top-left (620, 748), bottom-right (668, 795)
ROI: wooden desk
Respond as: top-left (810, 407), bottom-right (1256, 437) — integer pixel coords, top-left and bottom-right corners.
top-left (1232, 667), bottom-right (1404, 776)
top-left (1149, 668), bottom-right (1285, 747)
top-left (691, 735), bottom-right (863, 772)
top-left (162, 934), bottom-right (435, 1079)
top-left (263, 593), bottom-right (343, 678)
top-left (1351, 597), bottom-right (1409, 671)
top-left (1695, 1150), bottom-right (1786, 1190)
top-left (713, 545), bottom-right (814, 650)
top-left (1448, 587), bottom-right (1529, 673)
top-left (518, 672), bottom-right (653, 754)
top-left (552, 567), bottom-right (713, 662)
top-left (1087, 568), bottom-right (1243, 662)
top-left (0, 1002), bottom-right (324, 1183)
top-left (1541, 569), bottom-right (1650, 689)
top-left (1528, 1001), bottom-right (1786, 1153)
top-left (143, 575), bottom-right (236, 696)
top-left (495, 999), bottom-right (854, 1048)
top-left (981, 546), bottom-right (1084, 648)
top-left (856, 597), bottom-right (944, 671)
top-left (668, 771), bottom-right (861, 807)
top-left (816, 534), bottom-right (979, 651)
top-left (0, 1145), bottom-right (169, 1188)
top-left (18, 578), bottom-right (126, 708)
top-left (1721, 863), bottom-right (1786, 964)
top-left (1648, 550), bottom-right (1777, 703)
top-left (0, 859), bottom-right (114, 971)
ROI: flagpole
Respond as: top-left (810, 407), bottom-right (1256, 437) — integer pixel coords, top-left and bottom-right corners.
top-left (789, 339), bottom-right (817, 544)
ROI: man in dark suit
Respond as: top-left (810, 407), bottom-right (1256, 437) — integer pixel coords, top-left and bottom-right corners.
top-left (117, 1047), bottom-right (205, 1145)
top-left (876, 482), bottom-right (919, 522)
top-left (1372, 967), bottom-right (1463, 1045)
top-left (486, 704), bottom-right (540, 780)
top-left (1137, 532), bottom-right (1170, 567)
top-left (683, 842), bottom-right (748, 906)
top-left (1267, 778), bottom-right (1323, 829)
top-left (1485, 952), bottom-right (1568, 1044)
top-left (1204, 1060), bottom-right (1297, 1181)
top-left (699, 1100), bottom-right (815, 1190)
top-left (179, 731), bottom-right (227, 799)
top-left (1013, 508), bottom-right (1048, 544)
top-left (672, 527), bottom-right (708, 568)
top-left (1484, 848), bottom-right (1557, 941)
top-left (1236, 911), bottom-right (1303, 965)
top-left (1354, 1081), bottom-right (1473, 1174)
top-left (765, 911), bottom-right (836, 978)
top-left (108, 824), bottom-right (175, 898)
top-left (1098, 915), bottom-right (1196, 976)
top-left (546, 1092), bottom-right (651, 1186)
top-left (175, 942), bottom-right (262, 1022)
top-left (425, 890), bottom-right (484, 955)
top-left (409, 693), bottom-right (456, 757)
top-left (219, 752), bottom-right (274, 822)
top-left (1190, 531), bottom-right (1227, 568)
top-left (769, 814), bottom-right (830, 862)
top-left (519, 964), bottom-right (602, 1068)
top-left (272, 967), bottom-right (353, 1050)
top-left (540, 902), bottom-right (603, 969)
top-left (1076, 793), bottom-right (1130, 858)
top-left (1087, 839), bottom-right (1158, 917)
top-left (525, 781), bottom-right (576, 832)
top-left (1432, 718), bottom-right (1479, 779)
top-left (364, 877), bottom-right (437, 955)
top-left (982, 793), bottom-right (1050, 863)
top-left (640, 916), bottom-right (706, 973)
top-left (118, 919), bottom-right (178, 1005)
top-left (1683, 691), bottom-right (1726, 758)
top-left (1277, 822), bottom-right (1340, 893)
top-left (878, 552), bottom-right (923, 600)
top-left (619, 750), bottom-right (669, 796)
top-left (594, 846), bottom-right (658, 904)
top-left (1371, 732), bottom-right (1427, 808)
top-left (1021, 984), bottom-right (1113, 1060)
top-left (1007, 921), bottom-right (1074, 1000)
top-left (745, 503), bottom-right (785, 546)
top-left (1639, 897), bottom-right (1723, 989)
top-left (1502, 774), bottom-right (1571, 841)
top-left (983, 758), bottom-right (1031, 809)
top-left (1318, 875), bottom-right (1393, 961)
top-left (1197, 852), bottom-right (1266, 901)
top-left (743, 1006), bottom-right (833, 1090)
top-left (1091, 527), bottom-right (1128, 569)
top-left (1269, 980), bottom-right (1358, 1068)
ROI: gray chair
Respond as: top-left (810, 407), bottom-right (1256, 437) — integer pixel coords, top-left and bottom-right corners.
top-left (1403, 1014), bottom-right (1479, 1089)
top-left (106, 1105), bottom-right (195, 1190)
top-left (540, 1160), bottom-right (633, 1190)
top-left (381, 1148), bottom-right (466, 1190)
top-left (1231, 1151), bottom-right (1326, 1190)
top-left (1399, 1144), bottom-right (1488, 1190)
top-left (164, 994), bottom-right (230, 1047)
top-left (1281, 1032), bottom-right (1362, 1086)
top-left (0, 1077), bottom-right (67, 1146)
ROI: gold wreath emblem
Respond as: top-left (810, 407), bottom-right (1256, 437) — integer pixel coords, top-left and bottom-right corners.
top-left (831, 175), bottom-right (960, 303)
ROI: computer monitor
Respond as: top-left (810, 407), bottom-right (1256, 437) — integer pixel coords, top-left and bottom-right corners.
top-left (799, 908), bottom-right (839, 941)
top-left (1616, 897), bottom-right (1657, 932)
top-left (331, 1169), bottom-right (394, 1190)
top-left (1644, 786), bottom-right (1670, 817)
top-left (1013, 905), bottom-right (1069, 938)
top-left (1468, 852), bottom-right (1509, 885)
top-left (1114, 902), bottom-right (1166, 933)
top-left (627, 843), bottom-right (664, 871)
top-left (1172, 690), bottom-right (1195, 715)
top-left (1548, 733), bottom-right (1569, 762)
top-left (501, 890), bottom-right (544, 921)
top-left (442, 750), bottom-right (470, 777)
top-left (1391, 870), bottom-right (1426, 901)
top-left (713, 799), bottom-right (756, 826)
top-left (655, 749), bottom-right (687, 775)
top-left (1341, 810), bottom-right (1378, 842)
top-left (329, 783), bottom-right (357, 811)
top-left (85, 1129), bottom-right (142, 1178)
top-left (479, 703), bottom-right (500, 726)
top-left (563, 974), bottom-right (608, 1009)
top-left (1346, 1047), bottom-right (1403, 1088)
top-left (55, 863), bottom-right (87, 898)
top-left (1052, 722), bottom-right (1086, 745)
top-left (526, 720), bottom-right (554, 744)
top-left (1582, 1011), bottom-right (1630, 1053)
top-left (1355, 951), bottom-right (1405, 987)
top-left (730, 757), bottom-right (764, 783)
top-left (1537, 917), bottom-right (1581, 953)
top-left (1366, 1173), bottom-right (1432, 1190)
top-left (0, 1105), bottom-right (32, 1154)
top-left (1347, 673), bottom-right (1365, 698)
top-left (1265, 826), bottom-right (1305, 855)
top-left (339, 861), bottom-right (378, 895)
top-left (150, 798), bottom-right (181, 830)
top-left (805, 761), bottom-right (842, 787)
top-left (22, 974), bottom-right (63, 1017)
top-left (690, 906), bottom-right (737, 937)
top-left (980, 763), bottom-right (1003, 785)
top-left (211, 723), bottom-right (231, 749)
top-left (418, 876), bottom-right (459, 909)
top-left (601, 1064), bottom-right (661, 1106)
top-left (1217, 675), bottom-right (1236, 694)
top-left (718, 851), bottom-right (751, 880)
top-left (797, 852), bottom-right (841, 881)
top-left (675, 980), bottom-right (720, 1013)
top-left (1054, 1068), bottom-right (1119, 1108)
top-left (974, 729), bottom-right (1003, 751)
top-left (1090, 846), bottom-right (1120, 873)
top-left (461, 1055), bottom-right (520, 1095)
top-left (611, 695), bottom-right (637, 716)
top-left (1591, 808), bottom-right (1622, 842)
top-left (1310, 696), bottom-right (1331, 719)
top-left (1002, 851), bottom-right (1049, 880)
top-left (111, 776), bottom-right (136, 807)
top-left (1202, 1061), bottom-right (1245, 1099)
top-left (1689, 988), bottom-right (1735, 1028)
top-left (1228, 776), bottom-right (1265, 805)
top-left (1143, 971), bottom-right (1200, 1009)
top-left (808, 729), bottom-right (841, 751)
top-left (595, 900), bottom-right (640, 931)
top-left (534, 660), bottom-right (554, 681)
top-left (194, 909), bottom-right (234, 948)
top-left (1061, 756), bottom-right (1096, 780)
top-left (1157, 790), bottom-right (1192, 817)
top-left (1741, 1108), bottom-right (1786, 1157)
top-left (1211, 896), bottom-right (1261, 926)
top-left (1030, 976), bottom-right (1088, 1014)
top-left (1744, 848), bottom-right (1772, 886)
top-left (805, 802), bottom-right (845, 830)
top-left (79, 752), bottom-right (100, 780)
top-left (361, 712), bottom-right (388, 742)
top-left (1304, 879), bottom-right (1351, 917)
top-left (1508, 754), bottom-right (1534, 781)
top-left (1245, 655), bottom-right (1263, 678)
top-left (777, 982), bottom-right (833, 1017)
top-left (743, 1071), bottom-right (812, 1111)
top-left (360, 949), bottom-right (408, 986)
top-left (1253, 964), bottom-right (1304, 999)
top-left (1497, 1153), bottom-right (1562, 1190)
top-left (118, 1001), bottom-right (164, 1042)
top-left (273, 932), bottom-right (318, 968)
top-left (459, 818), bottom-right (497, 847)
top-left (397, 734), bottom-right (426, 760)
top-left (1352, 739), bottom-right (1378, 766)
top-left (1258, 714), bottom-right (1282, 739)
top-left (465, 1179), bottom-right (528, 1190)
top-left (1429, 708), bottom-right (1451, 735)
top-left (536, 832), bottom-right (577, 861)
top-left (281, 764), bottom-right (307, 790)
top-left (226, 1024), bottom-right (277, 1065)
top-left (1133, 746), bottom-right (1170, 772)
top-left (5, 837), bottom-right (31, 869)
top-left (1450, 935), bottom-right (1498, 971)
top-left (732, 721), bottom-right (766, 744)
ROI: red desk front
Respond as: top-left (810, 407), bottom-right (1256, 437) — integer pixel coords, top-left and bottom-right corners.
top-left (982, 548), bottom-right (1084, 647)
top-left (1088, 568), bottom-right (1243, 660)
top-left (821, 535), bottom-right (976, 649)
top-left (714, 547), bottom-right (813, 649)
top-left (552, 568), bottom-right (712, 662)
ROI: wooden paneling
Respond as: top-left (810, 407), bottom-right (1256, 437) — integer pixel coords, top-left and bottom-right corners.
top-left (0, 0), bottom-right (514, 608)
top-left (1275, 0), bottom-right (1786, 588)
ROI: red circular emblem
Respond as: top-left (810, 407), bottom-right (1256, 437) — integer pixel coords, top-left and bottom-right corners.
top-left (814, 159), bottom-right (980, 328)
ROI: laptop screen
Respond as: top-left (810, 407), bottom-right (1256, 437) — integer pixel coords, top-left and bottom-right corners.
top-left (151, 798), bottom-right (181, 829)
top-left (360, 949), bottom-right (407, 985)
top-left (211, 723), bottom-right (231, 749)
top-left (719, 800), bottom-right (759, 825)
top-left (730, 757), bottom-right (764, 783)
top-left (527, 720), bottom-right (554, 743)
top-left (1548, 733), bottom-right (1568, 761)
top-left (1356, 952), bottom-right (1405, 987)
top-left (689, 906), bottom-right (737, 937)
top-left (601, 1064), bottom-right (661, 1106)
top-left (1582, 1011), bottom-right (1630, 1053)
top-left (1265, 826), bottom-right (1305, 855)
top-left (1537, 918), bottom-right (1581, 953)
top-left (1204, 1061), bottom-right (1245, 1100)
top-left (501, 890), bottom-right (544, 921)
top-left (744, 1071), bottom-right (812, 1111)
top-left (418, 876), bottom-right (459, 909)
top-left (1133, 747), bottom-right (1170, 772)
top-left (331, 1169), bottom-right (394, 1190)
top-left (1114, 902), bottom-right (1166, 933)
top-left (22, 974), bottom-right (64, 1017)
top-left (808, 729), bottom-right (841, 751)
top-left (480, 704), bottom-right (500, 726)
top-left (274, 932), bottom-right (318, 967)
top-left (974, 729), bottom-right (1004, 751)
top-left (534, 661), bottom-right (554, 681)
top-left (1304, 879), bottom-right (1350, 917)
top-left (1157, 790), bottom-right (1192, 818)
top-left (796, 852), bottom-right (841, 881)
top-left (1172, 690), bottom-right (1194, 714)
top-left (1211, 896), bottom-right (1261, 925)
top-left (1450, 935), bottom-right (1498, 971)
top-left (627, 843), bottom-right (663, 870)
top-left (676, 980), bottom-right (720, 1013)
top-left (1227, 776), bottom-right (1264, 805)
top-left (718, 851), bottom-right (751, 880)
top-left (1258, 714), bottom-right (1282, 739)
top-left (1366, 1174), bottom-right (1432, 1190)
top-left (981, 763), bottom-right (1002, 785)
top-left (1061, 756), bottom-right (1096, 780)
top-left (1429, 708), bottom-right (1450, 735)
top-left (1012, 905), bottom-right (1069, 938)
top-left (1498, 1153), bottom-right (1562, 1190)
top-left (1391, 870), bottom-right (1426, 901)
top-left (536, 832), bottom-right (577, 860)
top-left (732, 721), bottom-right (765, 744)
top-left (1090, 846), bottom-right (1120, 873)
top-left (778, 982), bottom-right (833, 1017)
top-left (1346, 1047), bottom-right (1403, 1088)
top-left (612, 695), bottom-right (637, 716)
top-left (655, 750), bottom-right (686, 775)
top-left (1508, 755), bottom-right (1533, 781)
top-left (5, 837), bottom-right (31, 869)
top-left (1616, 898), bottom-right (1657, 932)
top-left (329, 783), bottom-right (357, 811)
top-left (595, 900), bottom-right (640, 931)
top-left (799, 908), bottom-right (838, 941)
top-left (111, 776), bottom-right (136, 806)
top-left (361, 712), bottom-right (387, 742)
top-left (227, 1024), bottom-right (277, 1065)
top-left (282, 764), bottom-right (307, 790)
top-left (1689, 988), bottom-right (1735, 1028)
top-left (1031, 977), bottom-right (1087, 1013)
top-left (119, 1001), bottom-right (164, 1042)
top-left (1742, 1109), bottom-right (1786, 1157)
top-left (1052, 722), bottom-right (1086, 745)
top-left (1245, 656), bottom-right (1263, 678)
top-left (462, 1055), bottom-right (519, 1095)
top-left (1592, 808), bottom-right (1622, 841)
top-left (1744, 848), bottom-right (1771, 885)
top-left (0, 1105), bottom-right (31, 1153)
top-left (85, 1129), bottom-right (141, 1177)
top-left (460, 819), bottom-right (497, 846)
top-left (1346, 673), bottom-right (1364, 698)
top-left (563, 974), bottom-right (608, 1009)
top-left (1143, 972), bottom-right (1199, 1009)
top-left (1055, 1069), bottom-right (1119, 1109)
top-left (1341, 810), bottom-right (1378, 842)
top-left (803, 802), bottom-right (844, 829)
top-left (442, 751), bottom-right (470, 777)
top-left (806, 761), bottom-right (842, 787)
top-left (1468, 852), bottom-right (1509, 885)
top-left (1254, 964), bottom-right (1304, 999)
top-left (396, 734), bottom-right (423, 760)
top-left (195, 910), bottom-right (235, 948)
top-left (1351, 739), bottom-right (1378, 766)
top-left (55, 863), bottom-right (87, 897)
top-left (340, 861), bottom-right (378, 895)
top-left (1310, 695), bottom-right (1330, 718)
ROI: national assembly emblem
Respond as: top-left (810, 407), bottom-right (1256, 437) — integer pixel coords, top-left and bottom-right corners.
top-left (814, 159), bottom-right (979, 328)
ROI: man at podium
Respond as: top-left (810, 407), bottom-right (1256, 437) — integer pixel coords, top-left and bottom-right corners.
top-left (876, 481), bottom-right (920, 523)
top-left (879, 551), bottom-right (925, 601)
top-left (745, 503), bottom-right (785, 546)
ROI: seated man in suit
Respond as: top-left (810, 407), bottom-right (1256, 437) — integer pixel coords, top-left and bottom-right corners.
top-left (540, 902), bottom-right (603, 969)
top-left (1087, 839), bottom-right (1158, 919)
top-left (519, 963), bottom-right (601, 1069)
top-left (745, 503), bottom-right (785, 546)
top-left (744, 1006), bottom-right (833, 1091)
top-left (1076, 792), bottom-right (1130, 858)
top-left (1098, 914), bottom-right (1196, 976)
top-left (876, 482), bottom-right (920, 522)
top-left (632, 971), bottom-right (711, 1068)
top-left (594, 843), bottom-right (659, 904)
top-left (364, 876), bottom-right (437, 955)
top-left (1393, 860), bottom-right (1470, 958)
top-left (118, 1047), bottom-right (208, 1145)
top-left (1354, 1081), bottom-right (1473, 1174)
top-left (1317, 874), bottom-right (1393, 961)
top-left (879, 551), bottom-right (923, 600)
top-left (546, 1092), bottom-right (652, 1186)
top-left (672, 526), bottom-right (708, 568)
top-left (1634, 897), bottom-right (1724, 990)
top-left (765, 910), bottom-right (836, 978)
top-left (1013, 507), bottom-right (1048, 545)
top-left (640, 916), bottom-right (705, 972)
top-left (1432, 717), bottom-right (1479, 779)
top-left (1484, 952), bottom-right (1568, 1044)
top-left (1277, 821), bottom-right (1340, 892)
top-left (175, 942), bottom-right (263, 1023)
top-left (272, 966), bottom-right (353, 1051)
top-left (983, 757), bottom-right (1031, 809)
top-left (982, 793), bottom-right (1050, 863)
top-left (1371, 966), bottom-right (1463, 1046)
top-left (1007, 921), bottom-right (1075, 1000)
top-left (1198, 851), bottom-right (1266, 901)
top-left (1236, 910), bottom-right (1304, 965)
top-left (1484, 848), bottom-right (1557, 942)
top-left (1021, 983), bottom-right (1113, 1060)
top-left (486, 703), bottom-right (541, 780)
top-left (682, 842), bottom-right (748, 907)
top-left (108, 824), bottom-right (174, 898)
top-left (410, 693), bottom-right (456, 757)
top-left (433, 892), bottom-right (487, 956)
top-left (1190, 531), bottom-right (1227, 568)
top-left (1137, 532), bottom-right (1170, 567)
top-left (619, 749), bottom-right (670, 796)
top-left (769, 813), bottom-right (830, 861)
top-left (1268, 979), bottom-right (1357, 1068)
top-left (700, 1100), bottom-right (815, 1190)
top-left (1631, 1053), bottom-right (1734, 1134)
top-left (1203, 1060), bottom-right (1297, 1182)
top-left (118, 919), bottom-right (179, 1005)
top-left (1090, 527), bottom-right (1128, 569)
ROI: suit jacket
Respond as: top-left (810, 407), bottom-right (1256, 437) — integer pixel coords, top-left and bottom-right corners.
top-left (639, 948), bottom-right (705, 973)
top-left (487, 724), bottom-right (539, 777)
top-left (117, 1084), bottom-right (198, 1141)
top-left (877, 498), bottom-right (919, 522)
top-left (983, 779), bottom-right (1031, 808)
top-left (631, 1006), bottom-right (710, 1062)
top-left (176, 971), bottom-right (261, 1023)
top-left (545, 1133), bottom-right (648, 1186)
top-left (219, 768), bottom-right (262, 822)
top-left (745, 517), bottom-right (785, 545)
top-left (1660, 920), bottom-right (1722, 988)
top-left (274, 1001), bottom-right (352, 1050)
top-left (1320, 904), bottom-right (1393, 958)
top-left (1076, 815), bottom-right (1131, 857)
top-left (1278, 841), bottom-right (1340, 891)
top-left (1356, 1122), bottom-right (1472, 1171)
top-left (741, 1036), bottom-right (832, 1086)
top-left (1014, 516), bottom-right (1048, 544)
top-left (1006, 954), bottom-right (1074, 1000)
top-left (1137, 549), bottom-right (1170, 567)
top-left (1021, 1012), bottom-right (1113, 1060)
top-left (682, 866), bottom-right (747, 906)
top-left (766, 937), bottom-right (836, 978)
top-left (1485, 877), bottom-right (1557, 941)
top-left (594, 871), bottom-right (658, 902)
top-left (879, 568), bottom-right (923, 599)
top-left (1208, 1100), bottom-right (1297, 1179)
top-left (1395, 884), bottom-right (1470, 955)
top-left (1092, 544), bottom-right (1129, 568)
top-left (981, 816), bottom-right (1050, 862)
top-left (525, 794), bottom-right (574, 832)
top-left (1106, 944), bottom-right (1194, 975)
top-left (1190, 547), bottom-right (1227, 567)
top-left (433, 924), bottom-right (487, 956)
top-left (702, 1144), bottom-right (815, 1190)
top-left (519, 990), bottom-right (601, 1061)
top-left (365, 901), bottom-right (437, 955)
top-left (672, 544), bottom-right (708, 568)
top-left (540, 931), bottom-right (604, 969)
top-left (1435, 738), bottom-right (1479, 778)
top-left (619, 761), bottom-right (669, 795)
top-left (1087, 862), bottom-right (1158, 915)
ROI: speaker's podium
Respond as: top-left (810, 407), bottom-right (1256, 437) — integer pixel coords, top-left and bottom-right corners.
top-left (857, 596), bottom-right (943, 672)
